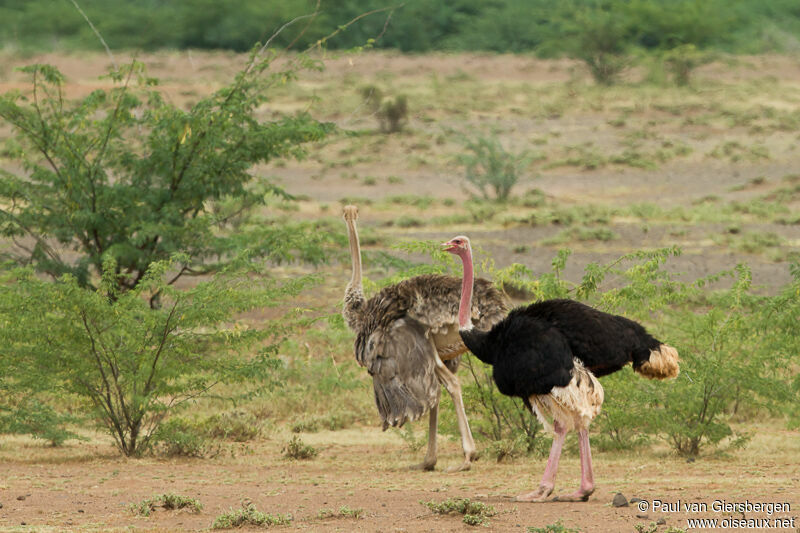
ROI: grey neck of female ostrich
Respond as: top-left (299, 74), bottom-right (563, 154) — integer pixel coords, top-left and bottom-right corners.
top-left (345, 217), bottom-right (363, 297)
top-left (457, 245), bottom-right (475, 331)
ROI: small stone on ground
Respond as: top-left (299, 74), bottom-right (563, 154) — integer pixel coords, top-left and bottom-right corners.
top-left (612, 493), bottom-right (629, 507)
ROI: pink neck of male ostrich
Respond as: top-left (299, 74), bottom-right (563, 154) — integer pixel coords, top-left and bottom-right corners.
top-left (458, 245), bottom-right (474, 330)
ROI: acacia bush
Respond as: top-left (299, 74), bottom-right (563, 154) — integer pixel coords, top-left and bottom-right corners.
top-left (0, 257), bottom-right (313, 456)
top-left (0, 57), bottom-right (333, 300)
top-left (0, 49), bottom-right (337, 453)
top-left (457, 135), bottom-right (537, 202)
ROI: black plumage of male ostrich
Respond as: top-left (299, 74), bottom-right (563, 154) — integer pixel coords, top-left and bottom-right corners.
top-left (342, 207), bottom-right (508, 471)
top-left (443, 235), bottom-right (679, 502)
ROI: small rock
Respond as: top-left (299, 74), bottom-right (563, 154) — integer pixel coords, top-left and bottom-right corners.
top-left (657, 518), bottom-right (667, 525)
top-left (636, 514), bottom-right (649, 519)
top-left (686, 457), bottom-right (696, 463)
top-left (77, 509), bottom-right (84, 513)
top-left (612, 493), bottom-right (629, 507)
top-left (629, 497), bottom-right (642, 503)
top-left (16, 495), bottom-right (26, 501)
top-left (0, 502), bottom-right (3, 509)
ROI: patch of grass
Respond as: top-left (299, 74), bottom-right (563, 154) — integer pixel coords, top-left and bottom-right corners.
top-left (422, 498), bottom-right (496, 526)
top-left (543, 226), bottom-right (618, 245)
top-left (431, 213), bottom-right (471, 225)
top-left (387, 175), bottom-right (404, 184)
top-left (545, 143), bottom-right (606, 170)
top-left (212, 503), bottom-right (292, 529)
top-left (129, 493), bottom-right (203, 517)
top-left (634, 523), bottom-right (659, 533)
top-left (527, 205), bottom-right (614, 227)
top-left (511, 188), bottom-right (547, 208)
top-left (150, 418), bottom-right (220, 458)
top-left (386, 195), bottom-right (436, 209)
top-left (395, 215), bottom-right (425, 228)
top-left (200, 410), bottom-right (261, 442)
top-left (291, 412), bottom-right (356, 433)
top-left (316, 505), bottom-right (364, 519)
top-left (361, 176), bottom-right (378, 186)
top-left (339, 196), bottom-right (373, 206)
top-left (708, 141), bottom-right (770, 162)
top-left (528, 521), bottom-right (581, 533)
top-left (283, 435), bottom-right (317, 460)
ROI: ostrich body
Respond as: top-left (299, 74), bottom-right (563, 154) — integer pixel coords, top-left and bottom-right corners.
top-left (443, 235), bottom-right (679, 501)
top-left (343, 207), bottom-right (508, 471)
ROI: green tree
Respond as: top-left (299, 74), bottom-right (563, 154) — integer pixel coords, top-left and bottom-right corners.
top-left (0, 53), bottom-right (332, 303)
top-left (0, 47), bottom-right (337, 452)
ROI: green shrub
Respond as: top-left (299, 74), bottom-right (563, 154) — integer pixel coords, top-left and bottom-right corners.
top-left (0, 398), bottom-right (83, 446)
top-left (201, 410), bottom-right (261, 442)
top-left (423, 498), bottom-right (496, 526)
top-left (529, 521), bottom-right (581, 533)
top-left (317, 506), bottom-right (364, 519)
top-left (151, 418), bottom-right (220, 458)
top-left (662, 44), bottom-right (714, 85)
top-left (129, 493), bottom-right (203, 516)
top-left (283, 435), bottom-right (317, 460)
top-left (212, 503), bottom-right (292, 529)
top-left (566, 6), bottom-right (631, 85)
top-left (360, 85), bottom-right (408, 133)
top-left (457, 135), bottom-right (537, 201)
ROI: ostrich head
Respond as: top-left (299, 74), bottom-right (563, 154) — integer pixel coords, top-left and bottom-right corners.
top-left (343, 204), bottom-right (358, 222)
top-left (442, 235), bottom-right (471, 257)
top-left (443, 235), bottom-right (474, 330)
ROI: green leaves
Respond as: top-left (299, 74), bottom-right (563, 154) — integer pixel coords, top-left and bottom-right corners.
top-left (0, 257), bottom-right (316, 455)
top-left (0, 52), bottom-right (334, 454)
top-left (0, 56), bottom-right (333, 297)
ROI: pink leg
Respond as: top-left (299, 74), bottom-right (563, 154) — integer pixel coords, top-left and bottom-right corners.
top-left (555, 428), bottom-right (595, 502)
top-left (515, 421), bottom-right (567, 502)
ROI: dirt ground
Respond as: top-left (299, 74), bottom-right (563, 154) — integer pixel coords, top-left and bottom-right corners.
top-left (1, 50), bottom-right (799, 532)
top-left (2, 425), bottom-right (798, 532)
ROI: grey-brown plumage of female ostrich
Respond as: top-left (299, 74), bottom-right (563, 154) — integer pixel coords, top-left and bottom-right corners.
top-left (342, 206), bottom-right (508, 471)
top-left (444, 235), bottom-right (679, 501)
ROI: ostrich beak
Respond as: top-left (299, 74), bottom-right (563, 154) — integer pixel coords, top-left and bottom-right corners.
top-left (442, 240), bottom-right (458, 253)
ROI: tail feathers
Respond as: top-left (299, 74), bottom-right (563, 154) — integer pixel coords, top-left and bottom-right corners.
top-left (636, 344), bottom-right (680, 379)
top-left (374, 377), bottom-right (435, 430)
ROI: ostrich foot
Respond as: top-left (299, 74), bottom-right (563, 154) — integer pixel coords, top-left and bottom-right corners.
top-left (514, 485), bottom-right (554, 502)
top-left (445, 460), bottom-right (472, 473)
top-left (552, 488), bottom-right (594, 502)
top-left (409, 459), bottom-right (437, 471)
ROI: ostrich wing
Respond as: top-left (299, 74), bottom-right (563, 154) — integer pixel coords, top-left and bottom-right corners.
top-left (403, 275), bottom-right (509, 336)
top-left (366, 318), bottom-right (439, 430)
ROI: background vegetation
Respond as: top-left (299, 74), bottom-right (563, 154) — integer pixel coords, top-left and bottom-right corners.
top-left (1, 0), bottom-right (799, 56)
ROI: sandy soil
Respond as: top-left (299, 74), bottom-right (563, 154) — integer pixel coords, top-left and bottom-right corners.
top-left (2, 426), bottom-right (798, 532)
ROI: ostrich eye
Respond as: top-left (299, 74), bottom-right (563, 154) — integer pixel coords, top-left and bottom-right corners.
top-left (368, 339), bottom-right (375, 351)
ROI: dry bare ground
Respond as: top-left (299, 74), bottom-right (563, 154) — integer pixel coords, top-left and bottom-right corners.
top-left (1, 50), bottom-right (799, 532)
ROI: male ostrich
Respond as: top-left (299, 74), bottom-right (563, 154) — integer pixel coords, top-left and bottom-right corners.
top-left (342, 207), bottom-right (508, 471)
top-left (443, 235), bottom-right (679, 501)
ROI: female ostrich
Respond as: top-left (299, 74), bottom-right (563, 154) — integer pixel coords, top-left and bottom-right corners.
top-left (343, 207), bottom-right (508, 471)
top-left (443, 235), bottom-right (679, 501)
